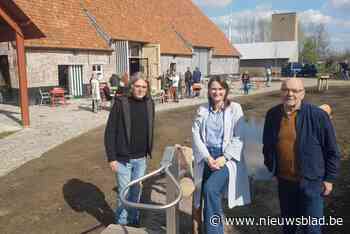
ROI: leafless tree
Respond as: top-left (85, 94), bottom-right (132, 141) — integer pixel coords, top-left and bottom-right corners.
top-left (256, 18), bottom-right (271, 42)
top-left (305, 22), bottom-right (330, 59)
top-left (233, 17), bottom-right (271, 43)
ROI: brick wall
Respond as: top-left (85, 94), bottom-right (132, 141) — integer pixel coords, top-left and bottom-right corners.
top-left (25, 48), bottom-right (115, 87)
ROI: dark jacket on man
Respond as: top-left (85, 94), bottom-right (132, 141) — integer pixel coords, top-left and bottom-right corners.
top-left (192, 70), bottom-right (201, 83)
top-left (104, 96), bottom-right (155, 162)
top-left (263, 102), bottom-right (340, 183)
top-left (185, 70), bottom-right (192, 84)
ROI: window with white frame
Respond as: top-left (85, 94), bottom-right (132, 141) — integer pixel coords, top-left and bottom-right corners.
top-left (92, 64), bottom-right (103, 80)
top-left (129, 43), bottom-right (141, 57)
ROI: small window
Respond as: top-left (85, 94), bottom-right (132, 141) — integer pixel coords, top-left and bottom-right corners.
top-left (92, 64), bottom-right (103, 80)
top-left (93, 64), bottom-right (102, 72)
top-left (129, 43), bottom-right (141, 57)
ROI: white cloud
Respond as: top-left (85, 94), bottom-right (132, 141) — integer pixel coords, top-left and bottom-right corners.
top-left (298, 9), bottom-right (350, 50)
top-left (329, 32), bottom-right (350, 50)
top-left (333, 19), bottom-right (350, 27)
top-left (193, 0), bottom-right (232, 7)
top-left (299, 10), bottom-right (333, 25)
top-left (209, 6), bottom-right (350, 50)
top-left (212, 6), bottom-right (273, 26)
top-left (298, 9), bottom-right (350, 28)
top-left (329, 0), bottom-right (350, 10)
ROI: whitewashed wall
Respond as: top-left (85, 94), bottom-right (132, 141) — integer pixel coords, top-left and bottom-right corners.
top-left (161, 54), bottom-right (240, 76)
top-left (210, 56), bottom-right (240, 75)
top-left (160, 55), bottom-right (192, 74)
top-left (23, 49), bottom-right (115, 88)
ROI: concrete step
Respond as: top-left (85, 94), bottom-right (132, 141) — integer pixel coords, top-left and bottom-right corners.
top-left (101, 224), bottom-right (148, 234)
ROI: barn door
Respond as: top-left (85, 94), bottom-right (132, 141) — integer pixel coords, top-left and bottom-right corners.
top-left (142, 43), bottom-right (161, 90)
top-left (68, 65), bottom-right (83, 97)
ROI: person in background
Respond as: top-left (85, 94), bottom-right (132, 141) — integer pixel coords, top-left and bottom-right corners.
top-left (241, 71), bottom-right (250, 95)
top-left (109, 74), bottom-right (120, 88)
top-left (192, 76), bottom-right (251, 234)
top-left (266, 66), bottom-right (272, 87)
top-left (90, 73), bottom-right (101, 113)
top-left (340, 60), bottom-right (349, 80)
top-left (178, 73), bottom-right (186, 99)
top-left (164, 69), bottom-right (172, 100)
top-left (170, 70), bottom-right (179, 102)
top-left (104, 73), bottom-right (155, 226)
top-left (185, 67), bottom-right (193, 97)
top-left (263, 78), bottom-right (340, 234)
top-left (115, 72), bottom-right (129, 96)
top-left (192, 67), bottom-right (201, 97)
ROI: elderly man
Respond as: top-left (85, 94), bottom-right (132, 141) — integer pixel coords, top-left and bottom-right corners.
top-left (105, 73), bottom-right (155, 226)
top-left (263, 78), bottom-right (340, 234)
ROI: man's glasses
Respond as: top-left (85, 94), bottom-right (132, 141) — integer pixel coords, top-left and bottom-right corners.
top-left (281, 88), bottom-right (304, 94)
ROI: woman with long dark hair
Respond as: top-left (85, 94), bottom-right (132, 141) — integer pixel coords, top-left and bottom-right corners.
top-left (192, 75), bottom-right (251, 234)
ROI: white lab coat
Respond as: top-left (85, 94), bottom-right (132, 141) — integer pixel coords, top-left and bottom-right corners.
top-left (192, 102), bottom-right (251, 209)
top-left (91, 78), bottom-right (101, 100)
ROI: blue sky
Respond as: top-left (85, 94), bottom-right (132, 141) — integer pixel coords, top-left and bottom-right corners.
top-left (193, 0), bottom-right (350, 51)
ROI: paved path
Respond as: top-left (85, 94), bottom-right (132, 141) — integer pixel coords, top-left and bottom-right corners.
top-left (1, 78), bottom-right (345, 177)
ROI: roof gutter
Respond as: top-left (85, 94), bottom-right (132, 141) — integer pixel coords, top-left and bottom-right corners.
top-left (80, 0), bottom-right (112, 46)
top-left (170, 24), bottom-right (193, 51)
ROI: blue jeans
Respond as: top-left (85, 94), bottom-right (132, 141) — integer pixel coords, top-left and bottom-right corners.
top-left (186, 82), bottom-right (192, 97)
top-left (115, 157), bottom-right (147, 225)
top-left (202, 146), bottom-right (229, 234)
top-left (278, 178), bottom-right (324, 234)
top-left (243, 83), bottom-right (249, 94)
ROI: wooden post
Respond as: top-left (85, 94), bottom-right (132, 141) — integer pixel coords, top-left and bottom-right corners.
top-left (166, 151), bottom-right (180, 234)
top-left (15, 33), bottom-right (30, 127)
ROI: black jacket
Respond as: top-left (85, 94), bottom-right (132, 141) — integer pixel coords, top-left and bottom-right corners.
top-left (104, 96), bottom-right (155, 162)
top-left (263, 102), bottom-right (340, 183)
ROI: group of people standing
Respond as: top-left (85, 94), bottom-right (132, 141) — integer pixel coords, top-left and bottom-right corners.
top-left (241, 66), bottom-right (272, 95)
top-left (104, 74), bottom-right (340, 234)
top-left (185, 66), bottom-right (202, 98)
top-left (89, 73), bottom-right (129, 113)
top-left (159, 66), bottom-right (202, 102)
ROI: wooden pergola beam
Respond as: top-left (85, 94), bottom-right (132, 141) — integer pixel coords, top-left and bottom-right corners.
top-left (0, 6), bottom-right (24, 37)
top-left (0, 4), bottom-right (30, 127)
top-left (15, 33), bottom-right (30, 127)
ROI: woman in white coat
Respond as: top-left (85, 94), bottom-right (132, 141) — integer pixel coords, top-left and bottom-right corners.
top-left (192, 76), bottom-right (251, 234)
top-left (90, 74), bottom-right (101, 113)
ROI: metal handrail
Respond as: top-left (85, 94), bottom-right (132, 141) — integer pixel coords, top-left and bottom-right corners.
top-left (120, 164), bottom-right (183, 210)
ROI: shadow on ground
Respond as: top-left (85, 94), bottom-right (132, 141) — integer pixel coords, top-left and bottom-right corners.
top-left (63, 178), bottom-right (114, 228)
top-left (0, 109), bottom-right (21, 125)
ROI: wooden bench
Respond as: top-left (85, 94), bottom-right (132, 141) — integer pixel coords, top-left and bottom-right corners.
top-left (317, 75), bottom-right (330, 91)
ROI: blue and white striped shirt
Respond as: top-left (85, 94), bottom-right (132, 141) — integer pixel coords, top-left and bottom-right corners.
top-left (205, 105), bottom-right (224, 148)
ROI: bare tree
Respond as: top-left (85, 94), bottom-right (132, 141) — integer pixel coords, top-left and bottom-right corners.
top-left (232, 16), bottom-right (271, 43)
top-left (314, 23), bottom-right (330, 59)
top-left (305, 22), bottom-right (330, 60)
top-left (256, 18), bottom-right (271, 42)
top-left (249, 16), bottom-right (256, 43)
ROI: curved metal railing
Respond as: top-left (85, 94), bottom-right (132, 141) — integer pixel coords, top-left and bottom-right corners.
top-left (120, 164), bottom-right (183, 210)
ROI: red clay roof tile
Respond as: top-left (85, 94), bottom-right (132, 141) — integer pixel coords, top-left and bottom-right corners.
top-left (83, 0), bottom-right (239, 56)
top-left (13, 0), bottom-right (110, 50)
top-left (11, 0), bottom-right (239, 56)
